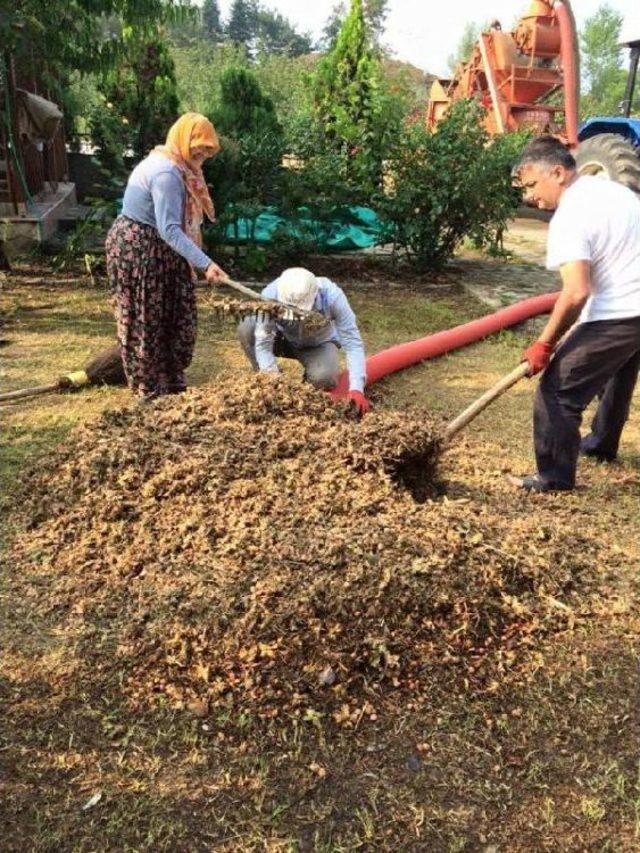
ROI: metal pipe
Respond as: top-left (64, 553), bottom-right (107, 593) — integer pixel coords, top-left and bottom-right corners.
top-left (478, 34), bottom-right (505, 134)
top-left (621, 44), bottom-right (640, 118)
top-left (555, 0), bottom-right (580, 148)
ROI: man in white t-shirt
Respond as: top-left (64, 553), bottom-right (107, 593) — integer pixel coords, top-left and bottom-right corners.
top-left (511, 135), bottom-right (640, 492)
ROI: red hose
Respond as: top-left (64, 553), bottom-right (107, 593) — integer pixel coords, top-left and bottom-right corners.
top-left (556, 0), bottom-right (580, 148)
top-left (333, 291), bottom-right (559, 397)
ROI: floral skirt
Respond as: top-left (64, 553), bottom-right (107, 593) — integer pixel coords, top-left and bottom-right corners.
top-left (106, 216), bottom-right (196, 397)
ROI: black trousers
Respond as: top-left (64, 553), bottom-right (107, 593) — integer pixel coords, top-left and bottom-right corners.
top-left (534, 316), bottom-right (640, 489)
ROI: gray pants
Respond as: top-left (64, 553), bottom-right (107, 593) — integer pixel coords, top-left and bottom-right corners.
top-left (534, 316), bottom-right (640, 489)
top-left (237, 317), bottom-right (340, 390)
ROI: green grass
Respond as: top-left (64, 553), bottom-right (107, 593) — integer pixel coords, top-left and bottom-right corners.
top-left (2, 265), bottom-right (639, 852)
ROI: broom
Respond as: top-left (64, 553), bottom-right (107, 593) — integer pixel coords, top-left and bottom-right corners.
top-left (0, 345), bottom-right (126, 403)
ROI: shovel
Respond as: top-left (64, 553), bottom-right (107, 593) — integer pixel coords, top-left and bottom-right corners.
top-left (444, 361), bottom-right (530, 439)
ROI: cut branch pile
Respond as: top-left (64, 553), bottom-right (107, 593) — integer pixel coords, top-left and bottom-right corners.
top-left (12, 376), bottom-right (599, 728)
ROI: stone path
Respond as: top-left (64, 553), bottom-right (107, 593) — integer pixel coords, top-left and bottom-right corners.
top-left (453, 216), bottom-right (558, 310)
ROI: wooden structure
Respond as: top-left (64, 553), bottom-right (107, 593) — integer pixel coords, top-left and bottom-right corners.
top-left (0, 51), bottom-right (69, 214)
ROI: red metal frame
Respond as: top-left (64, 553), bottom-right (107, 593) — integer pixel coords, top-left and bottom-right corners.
top-left (426, 0), bottom-right (578, 144)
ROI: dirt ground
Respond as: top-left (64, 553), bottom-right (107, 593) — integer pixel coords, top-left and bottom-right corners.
top-left (1, 253), bottom-right (639, 852)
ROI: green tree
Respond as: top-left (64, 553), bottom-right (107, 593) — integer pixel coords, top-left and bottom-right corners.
top-left (226, 0), bottom-right (257, 49)
top-left (311, 0), bottom-right (389, 194)
top-left (212, 65), bottom-right (281, 138)
top-left (579, 4), bottom-right (628, 118)
top-left (322, 1), bottom-right (387, 50)
top-left (204, 65), bottom-right (284, 255)
top-left (166, 1), bottom-right (203, 45)
top-left (364, 0), bottom-right (388, 47)
top-left (255, 8), bottom-right (313, 57)
top-left (90, 28), bottom-right (179, 167)
top-left (321, 2), bottom-right (346, 49)
top-left (379, 100), bottom-right (525, 270)
top-left (170, 41), bottom-right (248, 114)
top-left (202, 0), bottom-right (222, 37)
top-left (447, 21), bottom-right (481, 74)
top-left (0, 1), bottom-right (190, 79)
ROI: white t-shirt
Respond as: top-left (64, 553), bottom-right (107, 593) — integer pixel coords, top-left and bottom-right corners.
top-left (546, 175), bottom-right (640, 323)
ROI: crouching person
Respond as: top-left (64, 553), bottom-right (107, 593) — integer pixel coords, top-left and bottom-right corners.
top-left (238, 267), bottom-right (370, 414)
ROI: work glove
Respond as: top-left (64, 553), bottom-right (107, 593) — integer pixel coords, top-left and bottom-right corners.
top-left (522, 340), bottom-right (554, 376)
top-left (347, 390), bottom-right (371, 417)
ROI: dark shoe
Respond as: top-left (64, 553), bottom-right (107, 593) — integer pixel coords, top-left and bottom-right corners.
top-left (507, 474), bottom-right (572, 493)
top-left (581, 447), bottom-right (617, 463)
top-left (580, 437), bottom-right (617, 462)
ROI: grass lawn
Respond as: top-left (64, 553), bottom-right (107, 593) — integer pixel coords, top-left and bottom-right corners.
top-left (1, 262), bottom-right (639, 852)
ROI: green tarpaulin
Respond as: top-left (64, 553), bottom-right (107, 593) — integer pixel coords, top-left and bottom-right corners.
top-left (220, 206), bottom-right (388, 251)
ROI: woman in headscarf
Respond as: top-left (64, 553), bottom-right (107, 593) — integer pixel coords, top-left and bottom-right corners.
top-left (106, 112), bottom-right (227, 399)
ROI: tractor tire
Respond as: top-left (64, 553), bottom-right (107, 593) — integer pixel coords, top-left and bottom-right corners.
top-left (576, 133), bottom-right (640, 195)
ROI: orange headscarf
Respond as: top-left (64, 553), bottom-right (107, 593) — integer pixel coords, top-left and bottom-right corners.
top-left (152, 113), bottom-right (220, 248)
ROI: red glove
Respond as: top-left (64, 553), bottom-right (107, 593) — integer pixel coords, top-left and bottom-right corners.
top-left (522, 341), bottom-right (554, 375)
top-left (347, 390), bottom-right (371, 416)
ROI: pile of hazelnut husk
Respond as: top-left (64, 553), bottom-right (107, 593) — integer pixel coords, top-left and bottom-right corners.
top-left (11, 375), bottom-right (600, 728)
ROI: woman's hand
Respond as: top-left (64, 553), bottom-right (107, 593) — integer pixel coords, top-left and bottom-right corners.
top-left (205, 262), bottom-right (228, 285)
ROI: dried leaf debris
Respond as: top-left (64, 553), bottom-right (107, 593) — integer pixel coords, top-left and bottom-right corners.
top-left (12, 376), bottom-right (602, 727)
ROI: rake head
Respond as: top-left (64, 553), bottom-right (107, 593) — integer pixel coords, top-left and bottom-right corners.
top-left (206, 297), bottom-right (329, 332)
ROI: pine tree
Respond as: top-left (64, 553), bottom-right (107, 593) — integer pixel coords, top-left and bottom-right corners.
top-left (226, 0), bottom-right (256, 49)
top-left (255, 8), bottom-right (313, 57)
top-left (364, 0), bottom-right (388, 46)
top-left (213, 66), bottom-right (281, 138)
top-left (321, 2), bottom-right (347, 50)
top-left (202, 0), bottom-right (222, 38)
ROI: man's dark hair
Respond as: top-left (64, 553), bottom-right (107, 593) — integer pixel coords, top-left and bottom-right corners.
top-left (515, 135), bottom-right (577, 173)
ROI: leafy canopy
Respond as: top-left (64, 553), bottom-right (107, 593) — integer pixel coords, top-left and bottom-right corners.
top-left (579, 3), bottom-right (631, 118)
top-left (1, 0), bottom-right (191, 77)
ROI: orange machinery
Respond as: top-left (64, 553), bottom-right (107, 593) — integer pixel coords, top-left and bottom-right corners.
top-left (426, 0), bottom-right (579, 146)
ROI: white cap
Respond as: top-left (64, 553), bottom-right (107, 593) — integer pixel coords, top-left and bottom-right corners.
top-left (276, 267), bottom-right (319, 312)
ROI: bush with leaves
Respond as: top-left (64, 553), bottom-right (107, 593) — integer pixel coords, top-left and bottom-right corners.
top-left (275, 112), bottom-right (362, 251)
top-left (379, 101), bottom-right (526, 271)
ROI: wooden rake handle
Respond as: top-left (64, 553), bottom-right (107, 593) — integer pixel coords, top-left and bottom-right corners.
top-left (444, 361), bottom-right (530, 440)
top-left (0, 382), bottom-right (60, 403)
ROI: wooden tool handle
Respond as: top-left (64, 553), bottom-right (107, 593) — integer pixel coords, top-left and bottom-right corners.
top-left (444, 361), bottom-right (530, 440)
top-left (0, 382), bottom-right (60, 403)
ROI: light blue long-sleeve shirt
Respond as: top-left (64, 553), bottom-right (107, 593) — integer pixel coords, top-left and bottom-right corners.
top-left (255, 277), bottom-right (367, 392)
top-left (120, 153), bottom-right (213, 271)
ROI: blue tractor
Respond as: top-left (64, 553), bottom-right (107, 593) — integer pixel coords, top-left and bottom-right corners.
top-left (576, 35), bottom-right (640, 193)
